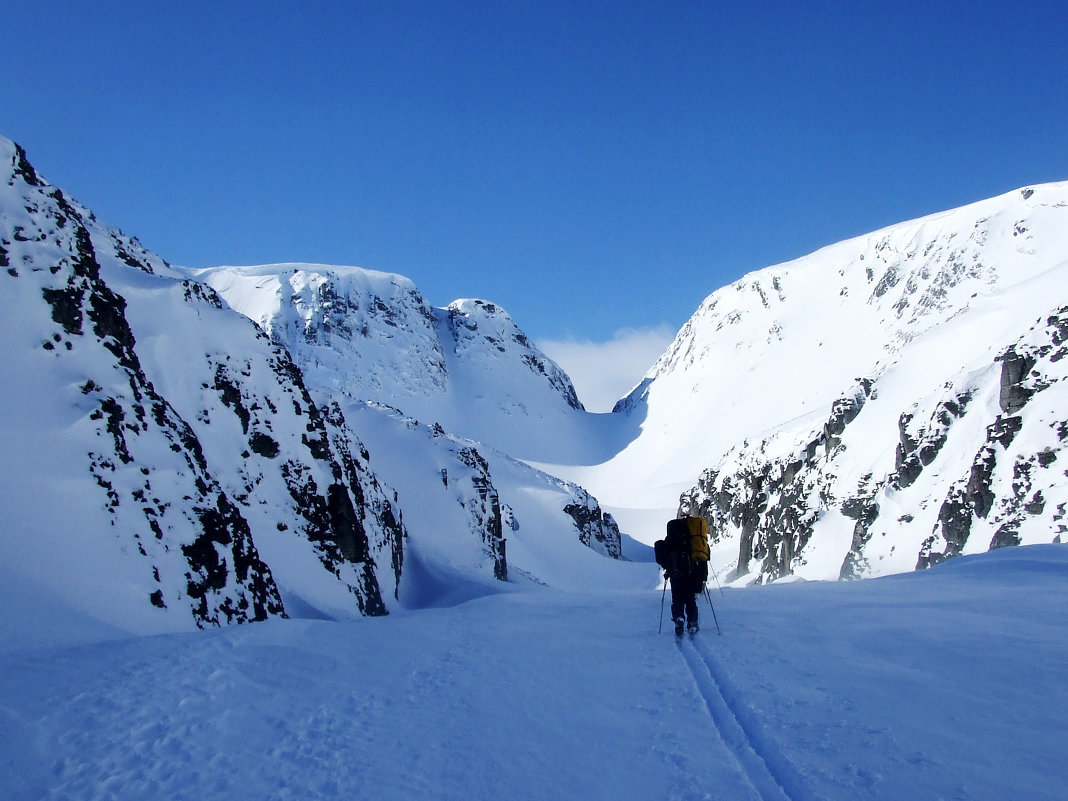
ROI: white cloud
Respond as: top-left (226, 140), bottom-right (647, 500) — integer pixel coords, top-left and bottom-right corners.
top-left (537, 325), bottom-right (676, 413)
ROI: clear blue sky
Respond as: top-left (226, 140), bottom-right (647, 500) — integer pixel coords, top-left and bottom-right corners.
top-left (4, 1), bottom-right (1066, 343)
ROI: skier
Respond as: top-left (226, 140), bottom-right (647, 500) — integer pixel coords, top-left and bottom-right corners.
top-left (661, 518), bottom-right (708, 637)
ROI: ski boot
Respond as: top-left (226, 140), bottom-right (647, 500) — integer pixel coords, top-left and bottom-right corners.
top-left (673, 617), bottom-right (685, 638)
top-left (687, 622), bottom-right (699, 636)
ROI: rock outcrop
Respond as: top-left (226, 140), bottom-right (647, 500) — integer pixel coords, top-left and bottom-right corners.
top-left (2, 139), bottom-right (405, 629)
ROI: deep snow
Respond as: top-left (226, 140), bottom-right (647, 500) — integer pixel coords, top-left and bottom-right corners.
top-left (572, 182), bottom-right (1068, 550)
top-left (2, 544), bottom-right (1066, 801)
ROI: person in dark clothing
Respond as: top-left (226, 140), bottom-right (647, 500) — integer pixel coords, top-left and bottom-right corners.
top-left (663, 524), bottom-right (707, 637)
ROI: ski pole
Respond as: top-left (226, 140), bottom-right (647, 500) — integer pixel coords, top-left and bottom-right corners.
top-left (658, 574), bottom-right (668, 634)
top-left (708, 562), bottom-right (725, 596)
top-left (704, 586), bottom-right (722, 635)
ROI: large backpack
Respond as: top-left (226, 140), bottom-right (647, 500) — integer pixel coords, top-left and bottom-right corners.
top-left (655, 516), bottom-right (710, 571)
top-left (684, 516), bottom-right (710, 563)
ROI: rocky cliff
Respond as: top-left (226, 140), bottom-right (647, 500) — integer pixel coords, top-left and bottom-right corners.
top-left (0, 138), bottom-right (625, 633)
top-left (1, 139), bottom-right (405, 630)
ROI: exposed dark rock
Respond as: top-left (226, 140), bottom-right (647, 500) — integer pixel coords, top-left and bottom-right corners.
top-left (966, 445), bottom-right (998, 520)
top-left (458, 446), bottom-right (508, 581)
top-left (249, 432), bottom-right (280, 458)
top-left (214, 364), bottom-right (252, 433)
top-left (41, 284), bottom-right (85, 335)
top-left (563, 497), bottom-right (623, 560)
top-left (839, 474), bottom-right (881, 580)
top-left (325, 483), bottom-right (372, 564)
top-left (918, 414), bottom-right (1026, 569)
top-left (681, 449), bottom-right (819, 584)
top-left (917, 488), bottom-right (971, 570)
top-left (182, 279), bottom-right (224, 307)
top-left (49, 188), bottom-right (77, 221)
top-left (11, 142), bottom-right (43, 187)
top-left (279, 459), bottom-right (387, 615)
top-left (988, 415), bottom-right (1024, 449)
top-left (871, 264), bottom-right (901, 298)
top-left (93, 397), bottom-right (133, 464)
top-left (823, 379), bottom-right (872, 453)
top-left (998, 347), bottom-right (1037, 414)
top-left (186, 494), bottom-right (285, 626)
top-left (895, 389), bottom-right (973, 489)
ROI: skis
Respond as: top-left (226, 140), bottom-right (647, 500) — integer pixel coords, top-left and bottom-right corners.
top-left (674, 621), bottom-right (699, 639)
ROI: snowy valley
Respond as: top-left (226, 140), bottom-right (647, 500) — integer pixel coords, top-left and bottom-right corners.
top-left (2, 137), bottom-right (1067, 800)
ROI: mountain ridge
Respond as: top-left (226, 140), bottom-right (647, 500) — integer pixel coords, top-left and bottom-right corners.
top-left (594, 180), bottom-right (1068, 582)
top-left (192, 262), bottom-right (595, 462)
top-left (4, 132), bottom-right (1066, 635)
top-left (0, 137), bottom-right (632, 637)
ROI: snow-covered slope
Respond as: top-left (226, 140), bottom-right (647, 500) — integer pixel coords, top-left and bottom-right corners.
top-left (5, 127), bottom-right (1067, 637)
top-left (0, 138), bottom-right (409, 632)
top-left (191, 263), bottom-right (599, 462)
top-left (582, 182), bottom-right (1068, 582)
top-left (345, 402), bottom-right (629, 605)
top-left (3, 544), bottom-right (1066, 801)
top-left (0, 137), bottom-right (630, 635)
top-left (186, 261), bottom-right (635, 595)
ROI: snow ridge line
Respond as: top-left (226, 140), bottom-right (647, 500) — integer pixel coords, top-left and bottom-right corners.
top-left (677, 638), bottom-right (808, 801)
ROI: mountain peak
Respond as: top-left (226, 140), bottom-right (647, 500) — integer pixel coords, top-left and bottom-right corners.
top-left (596, 180), bottom-right (1068, 580)
top-left (198, 263), bottom-right (587, 457)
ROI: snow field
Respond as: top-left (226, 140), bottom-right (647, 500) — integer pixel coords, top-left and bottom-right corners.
top-left (2, 544), bottom-right (1066, 801)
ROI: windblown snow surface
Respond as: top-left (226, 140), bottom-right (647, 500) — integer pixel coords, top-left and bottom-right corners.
top-left (3, 543), bottom-right (1066, 801)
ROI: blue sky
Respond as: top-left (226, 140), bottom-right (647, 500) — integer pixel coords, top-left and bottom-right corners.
top-left (4, 1), bottom-right (1066, 405)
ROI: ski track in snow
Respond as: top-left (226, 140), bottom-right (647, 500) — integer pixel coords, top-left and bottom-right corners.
top-left (3, 546), bottom-right (1068, 801)
top-left (676, 634), bottom-right (804, 801)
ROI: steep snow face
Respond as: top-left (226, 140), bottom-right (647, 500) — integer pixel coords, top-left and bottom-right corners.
top-left (192, 264), bottom-right (449, 408)
top-left (194, 265), bottom-right (591, 462)
top-left (0, 138), bottom-right (405, 633)
top-left (1, 136), bottom-right (632, 634)
top-left (192, 264), bottom-right (634, 599)
top-left (345, 402), bottom-right (630, 602)
top-left (594, 182), bottom-right (1068, 579)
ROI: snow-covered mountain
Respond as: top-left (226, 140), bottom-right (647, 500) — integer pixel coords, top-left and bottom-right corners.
top-left (582, 182), bottom-right (1068, 583)
top-left (5, 128), bottom-right (1067, 637)
top-left (188, 261), bottom-right (629, 596)
top-left (189, 257), bottom-right (632, 598)
top-left (0, 139), bottom-right (408, 632)
top-left (0, 138), bottom-right (625, 636)
top-left (5, 134), bottom-right (1068, 801)
top-left (190, 263), bottom-right (591, 462)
